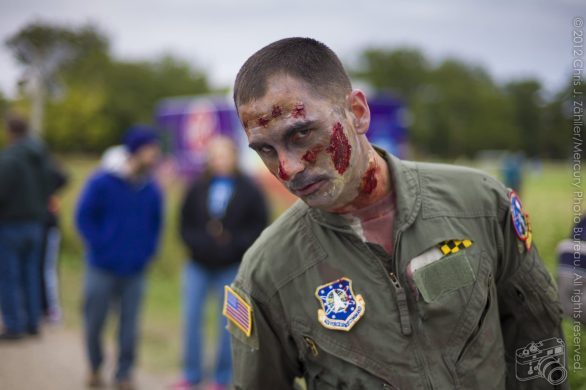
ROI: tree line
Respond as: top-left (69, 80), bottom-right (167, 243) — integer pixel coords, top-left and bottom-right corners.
top-left (1, 21), bottom-right (581, 159)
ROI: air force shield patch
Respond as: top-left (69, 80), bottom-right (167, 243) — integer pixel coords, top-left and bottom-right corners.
top-left (315, 277), bottom-right (365, 331)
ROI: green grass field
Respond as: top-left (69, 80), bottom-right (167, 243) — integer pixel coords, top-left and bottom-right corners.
top-left (55, 156), bottom-right (585, 387)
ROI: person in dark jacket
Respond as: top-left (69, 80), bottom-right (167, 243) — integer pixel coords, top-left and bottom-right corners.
top-left (0, 115), bottom-right (54, 340)
top-left (76, 126), bottom-right (163, 390)
top-left (172, 135), bottom-right (268, 390)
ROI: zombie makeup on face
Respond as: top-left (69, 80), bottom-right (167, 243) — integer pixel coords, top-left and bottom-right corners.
top-left (291, 102), bottom-right (305, 118)
top-left (326, 122), bottom-right (352, 175)
top-left (278, 160), bottom-right (290, 180)
top-left (360, 163), bottom-right (378, 195)
top-left (301, 145), bottom-right (324, 164)
top-left (271, 105), bottom-right (283, 118)
top-left (257, 115), bottom-right (270, 127)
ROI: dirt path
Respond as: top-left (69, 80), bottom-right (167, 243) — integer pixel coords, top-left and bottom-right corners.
top-left (0, 326), bottom-right (173, 390)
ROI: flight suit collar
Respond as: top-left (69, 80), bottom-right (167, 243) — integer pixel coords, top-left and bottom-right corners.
top-left (308, 147), bottom-right (421, 235)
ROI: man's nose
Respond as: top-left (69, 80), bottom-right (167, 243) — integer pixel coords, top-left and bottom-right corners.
top-left (277, 152), bottom-right (305, 181)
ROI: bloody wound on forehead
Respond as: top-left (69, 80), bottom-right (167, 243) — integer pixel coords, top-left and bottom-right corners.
top-left (291, 102), bottom-right (305, 118)
top-left (271, 105), bottom-right (283, 118)
top-left (257, 115), bottom-right (270, 127)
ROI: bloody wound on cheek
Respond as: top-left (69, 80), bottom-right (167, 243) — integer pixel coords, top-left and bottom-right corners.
top-left (326, 122), bottom-right (351, 174)
top-left (278, 161), bottom-right (290, 181)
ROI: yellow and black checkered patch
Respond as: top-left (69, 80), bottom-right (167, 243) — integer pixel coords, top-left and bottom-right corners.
top-left (438, 239), bottom-right (472, 255)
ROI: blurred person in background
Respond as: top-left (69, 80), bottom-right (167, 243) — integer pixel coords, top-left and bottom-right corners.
top-left (0, 114), bottom-right (54, 341)
top-left (501, 152), bottom-right (524, 195)
top-left (40, 161), bottom-right (68, 325)
top-left (172, 135), bottom-right (268, 390)
top-left (75, 126), bottom-right (163, 390)
top-left (557, 214), bottom-right (586, 326)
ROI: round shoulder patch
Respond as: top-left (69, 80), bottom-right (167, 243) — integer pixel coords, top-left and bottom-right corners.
top-left (509, 191), bottom-right (532, 250)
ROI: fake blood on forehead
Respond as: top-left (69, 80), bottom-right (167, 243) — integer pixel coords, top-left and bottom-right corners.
top-left (278, 161), bottom-right (290, 181)
top-left (291, 102), bottom-right (305, 118)
top-left (326, 122), bottom-right (351, 175)
top-left (257, 115), bottom-right (270, 127)
top-left (271, 105), bottom-right (283, 118)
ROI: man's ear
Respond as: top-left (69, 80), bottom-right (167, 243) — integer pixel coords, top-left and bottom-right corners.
top-left (346, 90), bottom-right (370, 135)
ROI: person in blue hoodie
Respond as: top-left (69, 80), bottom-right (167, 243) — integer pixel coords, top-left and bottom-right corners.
top-left (76, 126), bottom-right (163, 390)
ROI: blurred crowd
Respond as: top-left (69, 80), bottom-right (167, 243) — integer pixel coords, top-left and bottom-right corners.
top-left (0, 114), bottom-right (268, 390)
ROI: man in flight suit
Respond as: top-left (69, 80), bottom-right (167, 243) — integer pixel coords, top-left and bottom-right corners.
top-left (223, 37), bottom-right (567, 389)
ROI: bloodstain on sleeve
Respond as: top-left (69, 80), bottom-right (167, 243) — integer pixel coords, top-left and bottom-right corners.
top-left (326, 122), bottom-right (352, 174)
top-left (271, 105), bottom-right (283, 118)
top-left (278, 161), bottom-right (290, 180)
top-left (291, 102), bottom-right (305, 118)
top-left (302, 146), bottom-right (323, 163)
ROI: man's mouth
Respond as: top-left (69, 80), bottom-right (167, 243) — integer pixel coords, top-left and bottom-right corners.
top-left (291, 179), bottom-right (326, 197)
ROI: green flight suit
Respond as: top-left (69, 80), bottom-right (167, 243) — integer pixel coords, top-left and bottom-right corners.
top-left (226, 150), bottom-right (566, 390)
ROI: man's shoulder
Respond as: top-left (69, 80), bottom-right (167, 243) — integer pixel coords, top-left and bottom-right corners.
top-left (412, 161), bottom-right (509, 218)
top-left (235, 200), bottom-right (316, 300)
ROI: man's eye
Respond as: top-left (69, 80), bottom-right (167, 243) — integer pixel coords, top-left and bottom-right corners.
top-left (259, 146), bottom-right (275, 155)
top-left (293, 128), bottom-right (311, 141)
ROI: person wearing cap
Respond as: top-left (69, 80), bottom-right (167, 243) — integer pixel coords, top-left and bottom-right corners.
top-left (75, 125), bottom-right (164, 390)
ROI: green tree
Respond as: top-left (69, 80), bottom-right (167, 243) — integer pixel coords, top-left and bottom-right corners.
top-left (418, 59), bottom-right (516, 157)
top-left (504, 79), bottom-right (544, 157)
top-left (354, 49), bottom-right (522, 158)
top-left (355, 48), bottom-right (430, 104)
top-left (6, 21), bottom-right (110, 135)
top-left (6, 20), bottom-right (211, 152)
top-left (543, 78), bottom-right (586, 159)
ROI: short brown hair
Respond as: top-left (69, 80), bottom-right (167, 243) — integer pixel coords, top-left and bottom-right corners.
top-left (233, 37), bottom-right (352, 108)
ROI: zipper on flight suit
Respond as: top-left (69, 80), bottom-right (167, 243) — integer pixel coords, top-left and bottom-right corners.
top-left (392, 231), bottom-right (434, 390)
top-left (388, 272), bottom-right (411, 336)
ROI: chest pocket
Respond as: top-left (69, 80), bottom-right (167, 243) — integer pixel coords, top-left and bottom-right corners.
top-left (413, 250), bottom-right (505, 378)
top-left (290, 320), bottom-right (398, 390)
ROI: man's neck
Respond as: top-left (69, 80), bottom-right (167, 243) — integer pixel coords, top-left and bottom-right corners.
top-left (332, 146), bottom-right (392, 214)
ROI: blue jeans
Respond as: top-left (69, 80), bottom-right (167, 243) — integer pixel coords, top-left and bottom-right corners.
top-left (0, 222), bottom-right (43, 334)
top-left (182, 261), bottom-right (239, 385)
top-left (83, 266), bottom-right (145, 380)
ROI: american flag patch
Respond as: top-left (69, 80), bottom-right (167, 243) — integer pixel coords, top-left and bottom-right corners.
top-left (223, 286), bottom-right (252, 337)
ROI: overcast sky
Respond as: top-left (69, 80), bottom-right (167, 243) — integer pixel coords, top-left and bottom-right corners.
top-left (0, 0), bottom-right (583, 97)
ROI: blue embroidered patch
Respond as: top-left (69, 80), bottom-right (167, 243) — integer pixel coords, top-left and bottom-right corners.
top-left (509, 191), bottom-right (532, 250)
top-left (315, 277), bottom-right (365, 331)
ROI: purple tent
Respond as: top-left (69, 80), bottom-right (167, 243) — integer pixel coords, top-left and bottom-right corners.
top-left (155, 94), bottom-right (408, 178)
